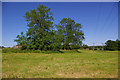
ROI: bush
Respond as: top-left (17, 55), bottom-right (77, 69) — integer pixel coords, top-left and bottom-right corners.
top-left (2, 48), bottom-right (60, 53)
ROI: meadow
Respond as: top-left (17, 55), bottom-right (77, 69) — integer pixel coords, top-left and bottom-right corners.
top-left (2, 50), bottom-right (118, 78)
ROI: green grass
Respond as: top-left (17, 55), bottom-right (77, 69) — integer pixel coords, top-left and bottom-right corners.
top-left (2, 50), bottom-right (118, 78)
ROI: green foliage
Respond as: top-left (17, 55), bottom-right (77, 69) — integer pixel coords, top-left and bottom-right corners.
top-left (14, 5), bottom-right (85, 51)
top-left (14, 4), bottom-right (54, 50)
top-left (0, 46), bottom-right (4, 49)
top-left (2, 48), bottom-right (61, 53)
top-left (82, 44), bottom-right (89, 49)
top-left (14, 32), bottom-right (27, 46)
top-left (2, 48), bottom-right (20, 53)
top-left (55, 18), bottom-right (84, 50)
top-left (105, 39), bottom-right (120, 51)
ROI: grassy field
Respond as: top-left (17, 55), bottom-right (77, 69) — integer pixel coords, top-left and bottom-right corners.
top-left (2, 50), bottom-right (118, 78)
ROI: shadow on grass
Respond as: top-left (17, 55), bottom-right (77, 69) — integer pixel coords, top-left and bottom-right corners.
top-left (59, 49), bottom-right (81, 53)
top-left (2, 48), bottom-right (82, 54)
top-left (57, 50), bottom-right (64, 53)
top-left (41, 50), bottom-right (64, 54)
top-left (43, 50), bottom-right (81, 54)
top-left (75, 50), bottom-right (81, 53)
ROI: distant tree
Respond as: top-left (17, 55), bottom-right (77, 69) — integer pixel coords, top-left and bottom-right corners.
top-left (56, 18), bottom-right (84, 50)
top-left (82, 44), bottom-right (89, 49)
top-left (116, 39), bottom-right (120, 50)
top-left (0, 46), bottom-right (4, 49)
top-left (105, 40), bottom-right (119, 51)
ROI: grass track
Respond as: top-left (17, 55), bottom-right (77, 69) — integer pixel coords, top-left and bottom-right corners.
top-left (2, 50), bottom-right (118, 78)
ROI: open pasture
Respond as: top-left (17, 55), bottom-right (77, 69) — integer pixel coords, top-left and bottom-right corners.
top-left (2, 50), bottom-right (118, 78)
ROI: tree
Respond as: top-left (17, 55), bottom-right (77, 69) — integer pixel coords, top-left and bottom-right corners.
top-left (0, 46), bottom-right (4, 49)
top-left (56, 18), bottom-right (84, 50)
top-left (82, 44), bottom-right (89, 49)
top-left (105, 40), bottom-right (119, 51)
top-left (14, 5), bottom-right (85, 51)
top-left (15, 4), bottom-right (54, 50)
top-left (116, 39), bottom-right (120, 50)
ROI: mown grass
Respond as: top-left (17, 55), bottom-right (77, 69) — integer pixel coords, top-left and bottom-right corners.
top-left (2, 50), bottom-right (118, 78)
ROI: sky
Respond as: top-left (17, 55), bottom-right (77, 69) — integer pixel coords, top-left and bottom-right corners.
top-left (2, 2), bottom-right (118, 47)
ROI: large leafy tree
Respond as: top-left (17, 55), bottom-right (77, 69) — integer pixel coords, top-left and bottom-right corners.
top-left (14, 5), bottom-right (85, 51)
top-left (56, 18), bottom-right (85, 50)
top-left (15, 5), bottom-right (54, 50)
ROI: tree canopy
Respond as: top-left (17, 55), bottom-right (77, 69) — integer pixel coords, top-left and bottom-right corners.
top-left (55, 18), bottom-right (84, 50)
top-left (105, 39), bottom-right (120, 51)
top-left (14, 4), bottom-right (85, 51)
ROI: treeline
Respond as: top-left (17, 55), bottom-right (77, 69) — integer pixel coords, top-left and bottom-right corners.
top-left (105, 39), bottom-right (120, 51)
top-left (2, 39), bottom-right (119, 53)
top-left (0, 46), bottom-right (5, 49)
top-left (14, 5), bottom-right (84, 51)
top-left (82, 40), bottom-right (120, 51)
